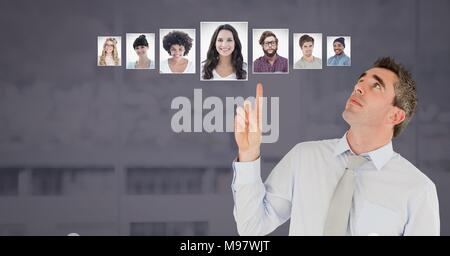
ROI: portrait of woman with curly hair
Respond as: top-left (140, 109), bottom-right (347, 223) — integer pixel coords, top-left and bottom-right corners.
top-left (160, 29), bottom-right (195, 74)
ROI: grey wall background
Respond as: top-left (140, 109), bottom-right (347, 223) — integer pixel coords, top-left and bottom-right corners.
top-left (0, 0), bottom-right (449, 235)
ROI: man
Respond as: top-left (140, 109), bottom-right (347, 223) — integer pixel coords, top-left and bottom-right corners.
top-left (253, 31), bottom-right (288, 73)
top-left (327, 37), bottom-right (351, 66)
top-left (294, 34), bottom-right (322, 69)
top-left (233, 57), bottom-right (440, 236)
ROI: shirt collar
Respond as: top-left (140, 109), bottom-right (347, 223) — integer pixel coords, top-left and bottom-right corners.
top-left (333, 132), bottom-right (394, 170)
top-left (333, 53), bottom-right (346, 59)
top-left (301, 56), bottom-right (316, 62)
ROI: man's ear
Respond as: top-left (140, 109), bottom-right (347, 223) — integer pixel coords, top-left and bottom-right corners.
top-left (389, 107), bottom-right (406, 126)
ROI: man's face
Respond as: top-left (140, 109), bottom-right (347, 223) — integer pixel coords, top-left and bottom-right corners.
top-left (301, 41), bottom-right (314, 57)
top-left (342, 67), bottom-right (402, 130)
top-left (333, 42), bottom-right (344, 55)
top-left (262, 36), bottom-right (278, 57)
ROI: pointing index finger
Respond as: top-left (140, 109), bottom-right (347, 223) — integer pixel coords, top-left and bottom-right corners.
top-left (256, 83), bottom-right (263, 130)
top-left (256, 82), bottom-right (263, 100)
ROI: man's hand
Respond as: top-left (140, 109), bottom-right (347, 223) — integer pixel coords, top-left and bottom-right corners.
top-left (234, 83), bottom-right (263, 162)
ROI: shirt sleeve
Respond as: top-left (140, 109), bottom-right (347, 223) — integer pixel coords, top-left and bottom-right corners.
top-left (231, 144), bottom-right (299, 236)
top-left (403, 182), bottom-right (440, 236)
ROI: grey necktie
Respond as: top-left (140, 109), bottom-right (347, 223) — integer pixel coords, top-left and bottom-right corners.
top-left (323, 154), bottom-right (368, 236)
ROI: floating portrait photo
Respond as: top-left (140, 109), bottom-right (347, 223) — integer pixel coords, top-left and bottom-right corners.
top-left (126, 33), bottom-right (155, 70)
top-left (200, 22), bottom-right (248, 81)
top-left (97, 36), bottom-right (122, 67)
top-left (252, 29), bottom-right (289, 74)
top-left (293, 33), bottom-right (323, 69)
top-left (327, 36), bottom-right (351, 66)
top-left (159, 29), bottom-right (196, 74)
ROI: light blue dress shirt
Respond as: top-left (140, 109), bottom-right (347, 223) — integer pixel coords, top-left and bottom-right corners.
top-left (231, 133), bottom-right (440, 236)
top-left (327, 53), bottom-right (351, 66)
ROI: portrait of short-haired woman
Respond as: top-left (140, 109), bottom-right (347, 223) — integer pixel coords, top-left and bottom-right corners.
top-left (126, 34), bottom-right (154, 69)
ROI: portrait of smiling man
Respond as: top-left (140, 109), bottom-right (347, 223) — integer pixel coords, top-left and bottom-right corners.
top-left (294, 34), bottom-right (322, 69)
top-left (232, 57), bottom-right (440, 236)
top-left (327, 36), bottom-right (351, 66)
top-left (253, 30), bottom-right (288, 73)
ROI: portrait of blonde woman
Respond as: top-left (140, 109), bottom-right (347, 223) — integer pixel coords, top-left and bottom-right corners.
top-left (98, 37), bottom-right (121, 66)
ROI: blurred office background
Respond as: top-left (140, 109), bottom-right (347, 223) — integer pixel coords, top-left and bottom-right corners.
top-left (0, 0), bottom-right (449, 235)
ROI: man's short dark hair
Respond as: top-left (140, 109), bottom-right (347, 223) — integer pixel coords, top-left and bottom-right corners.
top-left (373, 57), bottom-right (417, 138)
top-left (259, 31), bottom-right (278, 45)
top-left (299, 34), bottom-right (314, 48)
top-left (162, 31), bottom-right (193, 56)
